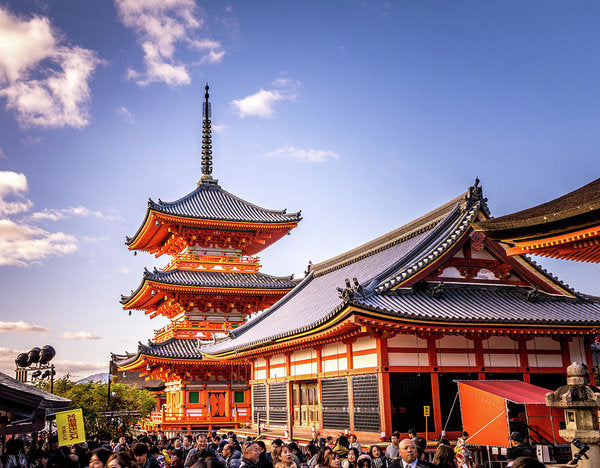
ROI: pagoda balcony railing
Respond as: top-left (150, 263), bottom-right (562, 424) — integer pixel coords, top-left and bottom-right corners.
top-left (148, 405), bottom-right (251, 424)
top-left (163, 253), bottom-right (261, 273)
top-left (154, 320), bottom-right (244, 342)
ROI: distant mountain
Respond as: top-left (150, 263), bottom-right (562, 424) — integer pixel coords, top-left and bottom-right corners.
top-left (76, 372), bottom-right (110, 384)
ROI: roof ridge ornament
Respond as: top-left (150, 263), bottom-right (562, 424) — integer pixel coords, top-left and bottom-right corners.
top-left (199, 83), bottom-right (218, 186)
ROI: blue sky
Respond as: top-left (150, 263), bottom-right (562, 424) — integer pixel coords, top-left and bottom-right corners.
top-left (0, 0), bottom-right (598, 378)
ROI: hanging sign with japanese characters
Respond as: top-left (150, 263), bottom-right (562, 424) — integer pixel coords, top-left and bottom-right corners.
top-left (56, 408), bottom-right (86, 446)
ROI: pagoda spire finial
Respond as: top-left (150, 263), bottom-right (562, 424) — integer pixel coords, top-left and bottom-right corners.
top-left (199, 83), bottom-right (217, 186)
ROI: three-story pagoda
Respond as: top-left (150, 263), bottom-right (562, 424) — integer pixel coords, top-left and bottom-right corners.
top-left (113, 86), bottom-right (301, 433)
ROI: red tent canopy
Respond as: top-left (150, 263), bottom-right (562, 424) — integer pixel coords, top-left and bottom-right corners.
top-left (458, 380), bottom-right (565, 447)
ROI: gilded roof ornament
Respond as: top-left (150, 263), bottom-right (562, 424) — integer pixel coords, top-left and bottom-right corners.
top-left (199, 83), bottom-right (217, 186)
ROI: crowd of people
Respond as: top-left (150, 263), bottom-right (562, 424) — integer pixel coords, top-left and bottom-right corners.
top-left (0, 428), bottom-right (553, 468)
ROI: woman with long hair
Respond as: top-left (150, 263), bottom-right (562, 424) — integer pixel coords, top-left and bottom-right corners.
top-left (341, 448), bottom-right (359, 468)
top-left (106, 452), bottom-right (139, 468)
top-left (314, 447), bottom-right (332, 468)
top-left (433, 445), bottom-right (457, 468)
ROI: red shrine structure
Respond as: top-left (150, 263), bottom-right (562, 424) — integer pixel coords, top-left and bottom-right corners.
top-left (473, 178), bottom-right (600, 263)
top-left (112, 86), bottom-right (301, 432)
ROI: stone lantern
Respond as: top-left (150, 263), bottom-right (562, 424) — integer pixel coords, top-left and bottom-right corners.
top-left (545, 362), bottom-right (600, 468)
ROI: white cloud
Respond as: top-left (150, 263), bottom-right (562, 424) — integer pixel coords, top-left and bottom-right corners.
top-left (31, 205), bottom-right (122, 222)
top-left (52, 360), bottom-right (107, 378)
top-left (115, 0), bottom-right (224, 87)
top-left (232, 74), bottom-right (300, 118)
top-left (264, 144), bottom-right (340, 163)
top-left (0, 219), bottom-right (78, 267)
top-left (211, 123), bottom-right (227, 134)
top-left (61, 331), bottom-right (101, 340)
top-left (0, 7), bottom-right (101, 128)
top-left (118, 266), bottom-right (133, 274)
top-left (0, 171), bottom-right (32, 215)
top-left (0, 148), bottom-right (5, 159)
top-left (117, 105), bottom-right (134, 123)
top-left (0, 321), bottom-right (50, 333)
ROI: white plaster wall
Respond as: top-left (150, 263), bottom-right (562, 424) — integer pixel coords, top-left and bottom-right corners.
top-left (437, 353), bottom-right (475, 367)
top-left (568, 337), bottom-right (586, 364)
top-left (323, 342), bottom-right (345, 356)
top-left (291, 348), bottom-right (316, 362)
top-left (270, 367), bottom-right (286, 378)
top-left (388, 352), bottom-right (429, 367)
top-left (323, 357), bottom-right (347, 372)
top-left (270, 354), bottom-right (286, 365)
top-left (471, 249), bottom-right (496, 260)
top-left (255, 369), bottom-right (266, 379)
top-left (438, 335), bottom-right (474, 348)
top-left (485, 336), bottom-right (516, 349)
top-left (353, 336), bottom-right (376, 352)
top-left (484, 353), bottom-right (519, 367)
top-left (528, 354), bottom-right (562, 367)
top-left (291, 362), bottom-right (317, 376)
top-left (353, 353), bottom-right (377, 368)
top-left (387, 334), bottom-right (428, 348)
top-left (256, 358), bottom-right (266, 367)
top-left (527, 337), bottom-right (560, 350)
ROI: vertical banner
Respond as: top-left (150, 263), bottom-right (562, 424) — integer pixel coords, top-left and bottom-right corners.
top-left (56, 408), bottom-right (86, 446)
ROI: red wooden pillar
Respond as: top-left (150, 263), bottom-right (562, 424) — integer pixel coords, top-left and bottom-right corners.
top-left (474, 337), bottom-right (486, 380)
top-left (584, 335), bottom-right (596, 385)
top-left (559, 337), bottom-right (572, 369)
top-left (518, 337), bottom-right (530, 382)
top-left (376, 335), bottom-right (391, 439)
top-left (315, 345), bottom-right (324, 430)
top-left (265, 356), bottom-right (271, 380)
top-left (427, 336), bottom-right (442, 439)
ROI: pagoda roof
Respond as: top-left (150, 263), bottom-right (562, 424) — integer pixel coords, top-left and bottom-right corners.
top-left (473, 178), bottom-right (600, 241)
top-left (150, 182), bottom-right (301, 223)
top-left (112, 339), bottom-right (203, 368)
top-left (127, 182), bottom-right (301, 244)
top-left (201, 183), bottom-right (599, 357)
top-left (121, 268), bottom-right (296, 304)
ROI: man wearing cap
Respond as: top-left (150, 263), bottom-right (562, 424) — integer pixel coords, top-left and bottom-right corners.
top-left (507, 432), bottom-right (535, 460)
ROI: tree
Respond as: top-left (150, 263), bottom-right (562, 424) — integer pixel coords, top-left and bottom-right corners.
top-left (43, 375), bottom-right (156, 437)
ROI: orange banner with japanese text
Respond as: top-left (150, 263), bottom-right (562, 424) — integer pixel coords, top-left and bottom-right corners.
top-left (56, 408), bottom-right (86, 447)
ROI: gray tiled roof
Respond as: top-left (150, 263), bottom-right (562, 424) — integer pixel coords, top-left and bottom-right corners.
top-left (353, 285), bottom-right (600, 325)
top-left (201, 187), bottom-right (599, 356)
top-left (149, 183), bottom-right (301, 224)
top-left (0, 371), bottom-right (71, 410)
top-left (121, 269), bottom-right (296, 303)
top-left (113, 339), bottom-right (203, 366)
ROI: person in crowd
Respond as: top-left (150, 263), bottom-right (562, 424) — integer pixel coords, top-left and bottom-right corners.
top-left (432, 445), bottom-right (456, 468)
top-left (314, 447), bottom-right (333, 468)
top-left (332, 436), bottom-right (349, 460)
top-left (150, 445), bottom-right (167, 468)
top-left (328, 453), bottom-right (340, 468)
top-left (267, 440), bottom-right (283, 467)
top-left (169, 449), bottom-right (185, 468)
top-left (453, 432), bottom-right (469, 468)
top-left (368, 446), bottom-right (387, 468)
top-left (306, 443), bottom-right (319, 468)
top-left (255, 440), bottom-right (270, 468)
top-left (394, 439), bottom-right (430, 468)
top-left (114, 437), bottom-right (129, 453)
top-left (240, 442), bottom-right (261, 468)
top-left (348, 436), bottom-right (361, 453)
top-left (356, 454), bottom-right (372, 468)
top-left (182, 436), bottom-right (195, 461)
top-left (326, 438), bottom-right (334, 449)
top-left (287, 442), bottom-right (304, 466)
top-left (507, 432), bottom-right (535, 461)
top-left (385, 432), bottom-right (401, 462)
top-left (223, 444), bottom-right (242, 468)
top-left (106, 452), bottom-right (138, 468)
top-left (407, 430), bottom-right (417, 442)
top-left (133, 442), bottom-right (162, 468)
top-left (341, 448), bottom-right (359, 468)
top-left (413, 438), bottom-right (434, 468)
top-left (90, 447), bottom-right (114, 468)
top-left (275, 445), bottom-right (297, 468)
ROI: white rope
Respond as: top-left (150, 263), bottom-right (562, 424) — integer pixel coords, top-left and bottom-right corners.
top-left (465, 410), bottom-right (507, 443)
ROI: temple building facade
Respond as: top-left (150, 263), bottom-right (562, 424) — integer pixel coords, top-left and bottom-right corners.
top-left (113, 86), bottom-right (600, 441)
top-left (201, 180), bottom-right (600, 442)
top-left (112, 86), bottom-right (301, 432)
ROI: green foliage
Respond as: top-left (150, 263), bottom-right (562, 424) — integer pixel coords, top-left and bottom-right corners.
top-left (42, 375), bottom-right (156, 437)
